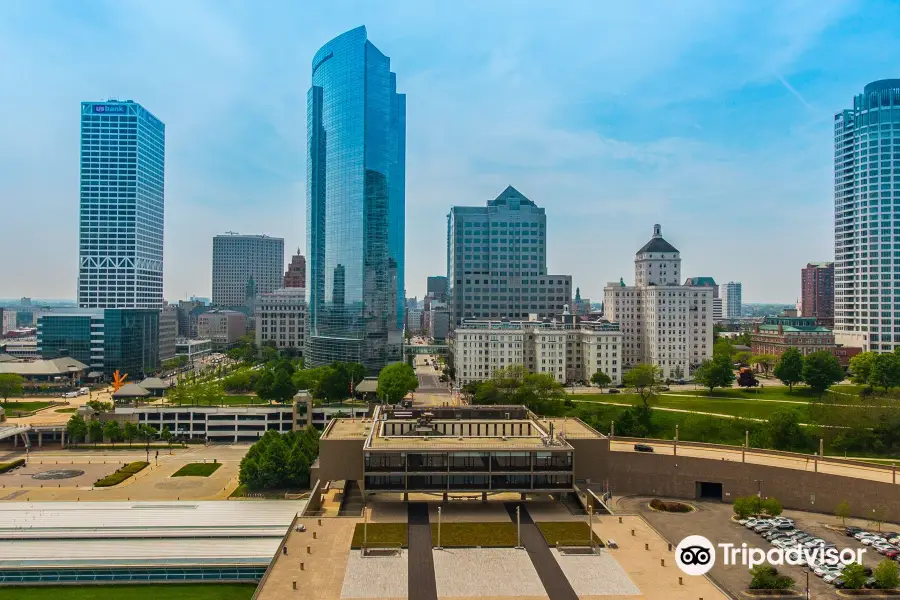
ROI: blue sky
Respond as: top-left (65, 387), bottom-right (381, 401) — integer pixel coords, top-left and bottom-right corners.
top-left (1, 0), bottom-right (898, 303)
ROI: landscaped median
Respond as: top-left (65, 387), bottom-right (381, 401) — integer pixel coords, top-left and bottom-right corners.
top-left (172, 462), bottom-right (221, 477)
top-left (536, 522), bottom-right (604, 547)
top-left (94, 461), bottom-right (149, 487)
top-left (0, 459), bottom-right (25, 474)
top-left (350, 523), bottom-right (407, 548)
top-left (431, 522), bottom-right (518, 547)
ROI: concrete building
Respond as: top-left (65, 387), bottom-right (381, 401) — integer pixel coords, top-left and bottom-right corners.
top-left (448, 186), bottom-right (572, 327)
top-left (425, 304), bottom-right (451, 341)
top-left (197, 309), bottom-right (247, 349)
top-left (77, 100), bottom-right (165, 310)
top-left (750, 310), bottom-right (860, 366)
top-left (255, 288), bottom-right (306, 355)
top-left (801, 262), bottom-right (835, 328)
top-left (405, 307), bottom-right (423, 334)
top-left (712, 298), bottom-right (724, 321)
top-left (1, 309), bottom-right (17, 335)
top-left (834, 80), bottom-right (900, 352)
top-left (283, 250), bottom-right (306, 289)
top-left (720, 281), bottom-right (742, 319)
top-left (0, 338), bottom-right (39, 359)
top-left (603, 225), bottom-right (713, 379)
top-left (212, 233), bottom-right (284, 308)
top-left (451, 316), bottom-right (623, 386)
top-left (684, 277), bottom-right (719, 298)
top-left (158, 303), bottom-right (178, 362)
top-left (175, 338), bottom-right (212, 362)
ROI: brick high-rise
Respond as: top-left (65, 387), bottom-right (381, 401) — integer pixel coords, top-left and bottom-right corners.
top-left (283, 250), bottom-right (306, 289)
top-left (801, 262), bottom-right (834, 328)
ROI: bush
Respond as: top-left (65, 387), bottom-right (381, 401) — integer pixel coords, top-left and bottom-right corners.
top-left (733, 496), bottom-right (758, 519)
top-left (749, 565), bottom-right (794, 590)
top-left (842, 563), bottom-right (868, 589)
top-left (0, 459), bottom-right (25, 474)
top-left (762, 497), bottom-right (783, 517)
top-left (650, 499), bottom-right (693, 513)
top-left (94, 461), bottom-right (149, 487)
top-left (875, 559), bottom-right (900, 590)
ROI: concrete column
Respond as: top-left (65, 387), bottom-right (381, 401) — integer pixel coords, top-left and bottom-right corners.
top-left (13, 435), bottom-right (17, 448)
top-left (38, 431), bottom-right (42, 448)
top-left (819, 438), bottom-right (824, 457)
top-left (482, 492), bottom-right (487, 503)
top-left (61, 429), bottom-right (66, 449)
top-left (442, 492), bottom-right (448, 502)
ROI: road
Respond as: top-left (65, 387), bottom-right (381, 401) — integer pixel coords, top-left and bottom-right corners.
top-left (410, 336), bottom-right (455, 406)
top-left (610, 439), bottom-right (900, 485)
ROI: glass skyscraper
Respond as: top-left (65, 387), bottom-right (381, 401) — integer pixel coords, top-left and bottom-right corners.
top-left (834, 80), bottom-right (900, 352)
top-left (306, 26), bottom-right (406, 372)
top-left (78, 100), bottom-right (165, 310)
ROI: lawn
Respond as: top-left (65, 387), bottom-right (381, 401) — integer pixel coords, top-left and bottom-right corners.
top-left (351, 523), bottom-right (407, 548)
top-left (536, 521), bottom-right (603, 547)
top-left (430, 522), bottom-right (518, 547)
top-left (163, 394), bottom-right (271, 406)
top-left (94, 461), bottom-right (149, 487)
top-left (0, 401), bottom-right (54, 415)
top-left (0, 584), bottom-right (256, 600)
top-left (576, 393), bottom-right (814, 422)
top-left (55, 407), bottom-right (78, 413)
top-left (172, 462), bottom-right (222, 477)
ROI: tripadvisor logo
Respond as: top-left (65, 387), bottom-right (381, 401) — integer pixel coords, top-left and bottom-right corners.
top-left (675, 535), bottom-right (866, 576)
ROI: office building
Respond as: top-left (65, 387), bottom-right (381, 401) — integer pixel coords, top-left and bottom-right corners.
top-left (448, 186), bottom-right (572, 327)
top-left (405, 307), bottom-right (423, 334)
top-left (197, 309), bottom-right (247, 350)
top-left (451, 316), bottom-right (623, 386)
top-left (425, 304), bottom-right (450, 342)
top-left (77, 100), bottom-right (165, 310)
top-left (306, 26), bottom-right (406, 371)
top-left (1, 310), bottom-right (16, 335)
top-left (283, 251), bottom-right (306, 289)
top-left (834, 79), bottom-right (900, 352)
top-left (603, 225), bottom-right (713, 379)
top-left (427, 276), bottom-right (448, 302)
top-left (37, 308), bottom-right (159, 377)
top-left (801, 262), bottom-right (835, 328)
top-left (175, 338), bottom-right (212, 362)
top-left (212, 233), bottom-right (284, 308)
top-left (255, 288), bottom-right (306, 355)
top-left (712, 298), bottom-right (723, 321)
top-left (158, 304), bottom-right (178, 362)
top-left (720, 282), bottom-right (742, 319)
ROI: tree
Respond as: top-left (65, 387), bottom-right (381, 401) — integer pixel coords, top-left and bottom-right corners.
top-left (751, 354), bottom-right (777, 379)
top-left (254, 370), bottom-right (275, 401)
top-left (875, 559), bottom-right (900, 590)
top-left (835, 500), bottom-right (851, 525)
top-left (160, 426), bottom-right (174, 446)
top-left (842, 563), bottom-right (868, 590)
top-left (761, 497), bottom-right (783, 517)
top-left (103, 420), bottom-right (121, 446)
top-left (673, 365), bottom-right (684, 381)
top-left (0, 374), bottom-right (24, 401)
top-left (713, 338), bottom-right (735, 360)
top-left (870, 353), bottom-right (900, 392)
top-left (378, 362), bottom-right (419, 404)
top-left (849, 351), bottom-right (877, 386)
top-left (88, 419), bottom-right (103, 447)
top-left (623, 364), bottom-right (663, 410)
top-left (802, 351), bottom-right (845, 396)
top-left (773, 348), bottom-right (804, 391)
top-left (748, 565), bottom-right (793, 590)
top-left (767, 409), bottom-right (806, 451)
top-left (123, 421), bottom-right (140, 447)
top-left (590, 371), bottom-right (612, 391)
top-left (694, 355), bottom-right (736, 394)
top-left (139, 424), bottom-right (157, 444)
top-left (733, 351), bottom-right (752, 366)
top-left (66, 415), bottom-right (87, 447)
top-left (269, 369), bottom-right (297, 403)
top-left (733, 496), bottom-right (757, 519)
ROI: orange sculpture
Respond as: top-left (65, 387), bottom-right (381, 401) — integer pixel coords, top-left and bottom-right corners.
top-left (112, 370), bottom-right (128, 392)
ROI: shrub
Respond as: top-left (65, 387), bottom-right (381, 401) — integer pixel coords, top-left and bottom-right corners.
top-left (749, 565), bottom-right (794, 590)
top-left (842, 563), bottom-right (868, 589)
top-left (0, 459), bottom-right (26, 474)
top-left (875, 559), bottom-right (900, 590)
top-left (650, 498), bottom-right (692, 512)
top-left (94, 461), bottom-right (149, 487)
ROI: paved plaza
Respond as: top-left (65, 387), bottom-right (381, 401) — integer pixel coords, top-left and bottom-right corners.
top-left (549, 550), bottom-right (640, 597)
top-left (341, 551), bottom-right (408, 598)
top-left (433, 548), bottom-right (547, 598)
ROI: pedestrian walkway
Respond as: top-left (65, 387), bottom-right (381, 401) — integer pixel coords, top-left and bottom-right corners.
top-left (407, 503), bottom-right (437, 600)
top-left (504, 502), bottom-right (577, 600)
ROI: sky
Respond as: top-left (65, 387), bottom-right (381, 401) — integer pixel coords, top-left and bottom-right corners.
top-left (1, 0), bottom-right (899, 304)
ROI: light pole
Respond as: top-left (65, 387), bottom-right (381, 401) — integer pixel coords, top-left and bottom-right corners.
top-left (755, 479), bottom-right (763, 516)
top-left (437, 506), bottom-right (442, 550)
top-left (516, 505), bottom-right (522, 549)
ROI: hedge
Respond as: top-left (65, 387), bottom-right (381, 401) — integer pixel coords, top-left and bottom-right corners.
top-left (94, 461), bottom-right (149, 487)
top-left (0, 459), bottom-right (25, 474)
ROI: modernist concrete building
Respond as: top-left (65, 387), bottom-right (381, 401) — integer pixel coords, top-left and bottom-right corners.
top-left (158, 303), bottom-right (178, 362)
top-left (211, 233), bottom-right (284, 308)
top-left (197, 310), bottom-right (247, 350)
top-left (447, 186), bottom-right (572, 327)
top-left (603, 225), bottom-right (713, 378)
top-left (255, 288), bottom-right (306, 355)
top-left (175, 338), bottom-right (212, 362)
top-left (450, 316), bottom-right (623, 386)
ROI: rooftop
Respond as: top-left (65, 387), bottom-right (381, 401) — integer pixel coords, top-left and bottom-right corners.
top-left (636, 224), bottom-right (679, 255)
top-left (0, 357), bottom-right (88, 376)
top-left (488, 185), bottom-right (536, 208)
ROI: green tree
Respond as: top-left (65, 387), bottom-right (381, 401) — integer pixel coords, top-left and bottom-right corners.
top-left (767, 409), bottom-right (806, 451)
top-left (751, 354), bottom-right (777, 378)
top-left (761, 497), bottom-right (783, 517)
top-left (835, 500), bottom-right (851, 525)
top-left (773, 348), bottom-right (804, 391)
top-left (88, 419), bottom-right (103, 447)
top-left (849, 351), bottom-right (877, 386)
top-left (875, 559), bottom-right (900, 590)
top-left (255, 370), bottom-right (275, 401)
top-left (673, 364), bottom-right (684, 380)
top-left (733, 351), bottom-right (752, 366)
top-left (694, 355), bottom-right (736, 395)
top-left (870, 353), bottom-right (900, 392)
top-left (749, 565), bottom-right (793, 590)
top-left (623, 364), bottom-right (663, 410)
top-left (713, 338), bottom-right (735, 359)
top-left (66, 415), bottom-right (87, 447)
top-left (0, 373), bottom-right (24, 401)
top-left (590, 370), bottom-right (612, 390)
top-left (377, 362), bottom-right (419, 404)
top-left (269, 369), bottom-right (297, 403)
top-left (802, 350), bottom-right (845, 396)
top-left (103, 420), bottom-right (121, 446)
top-left (160, 426), bottom-right (174, 446)
top-left (732, 496), bottom-right (757, 519)
top-left (842, 563), bottom-right (868, 590)
top-left (286, 441), bottom-right (310, 487)
top-left (139, 424), bottom-right (157, 444)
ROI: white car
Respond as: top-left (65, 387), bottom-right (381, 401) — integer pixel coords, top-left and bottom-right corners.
top-left (862, 537), bottom-right (878, 546)
top-left (823, 571), bottom-right (842, 584)
top-left (889, 537), bottom-right (900, 545)
top-left (856, 532), bottom-right (878, 541)
top-left (61, 391), bottom-right (79, 399)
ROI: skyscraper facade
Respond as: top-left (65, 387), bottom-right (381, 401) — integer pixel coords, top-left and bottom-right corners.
top-left (801, 262), bottom-right (835, 328)
top-left (77, 100), bottom-right (165, 309)
top-left (283, 251), bottom-right (307, 289)
top-left (211, 234), bottom-right (285, 308)
top-left (720, 282), bottom-right (742, 319)
top-left (447, 186), bottom-right (571, 327)
top-left (306, 26), bottom-right (406, 372)
top-left (834, 80), bottom-right (900, 352)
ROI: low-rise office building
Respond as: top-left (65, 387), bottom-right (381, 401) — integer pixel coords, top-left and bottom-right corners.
top-left (255, 288), bottom-right (305, 355)
top-left (0, 337), bottom-right (39, 359)
top-left (175, 338), bottom-right (212, 362)
top-left (159, 304), bottom-right (178, 362)
top-left (450, 316), bottom-right (623, 386)
top-left (198, 309), bottom-right (247, 350)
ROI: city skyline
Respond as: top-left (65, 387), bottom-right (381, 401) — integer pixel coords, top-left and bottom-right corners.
top-left (2, 1), bottom-right (900, 303)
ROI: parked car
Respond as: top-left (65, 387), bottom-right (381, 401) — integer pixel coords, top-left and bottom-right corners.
top-left (633, 444), bottom-right (654, 453)
top-left (884, 549), bottom-right (900, 559)
top-left (61, 391), bottom-right (78, 399)
top-left (608, 389), bottom-right (621, 394)
top-left (846, 527), bottom-right (863, 536)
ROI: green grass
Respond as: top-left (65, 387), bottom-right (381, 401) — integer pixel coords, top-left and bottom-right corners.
top-left (0, 459), bottom-right (25, 474)
top-left (163, 394), bottom-right (271, 406)
top-left (536, 521), bottom-right (604, 547)
top-left (55, 407), bottom-right (78, 413)
top-left (577, 393), bottom-right (813, 421)
top-left (0, 584), bottom-right (256, 600)
top-left (351, 523), bottom-right (407, 548)
top-left (0, 401), bottom-right (54, 415)
top-left (430, 522), bottom-right (518, 547)
top-left (172, 462), bottom-right (221, 477)
top-left (94, 461), bottom-right (149, 487)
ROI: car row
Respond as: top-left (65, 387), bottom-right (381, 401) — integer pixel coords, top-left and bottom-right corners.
top-left (847, 527), bottom-right (900, 560)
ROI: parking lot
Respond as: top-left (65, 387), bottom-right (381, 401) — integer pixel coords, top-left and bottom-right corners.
top-left (615, 496), bottom-right (885, 598)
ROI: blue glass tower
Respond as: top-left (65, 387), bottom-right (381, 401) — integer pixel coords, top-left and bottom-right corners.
top-left (306, 26), bottom-right (406, 372)
top-left (78, 100), bottom-right (165, 309)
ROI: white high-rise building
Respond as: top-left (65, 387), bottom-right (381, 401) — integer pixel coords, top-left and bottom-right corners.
top-left (720, 282), bottom-right (742, 319)
top-left (212, 234), bottom-right (285, 307)
top-left (603, 225), bottom-right (713, 379)
top-left (255, 288), bottom-right (306, 355)
top-left (834, 80), bottom-right (900, 352)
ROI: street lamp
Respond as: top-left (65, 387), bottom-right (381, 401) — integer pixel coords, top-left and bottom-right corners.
top-left (755, 479), bottom-right (763, 516)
